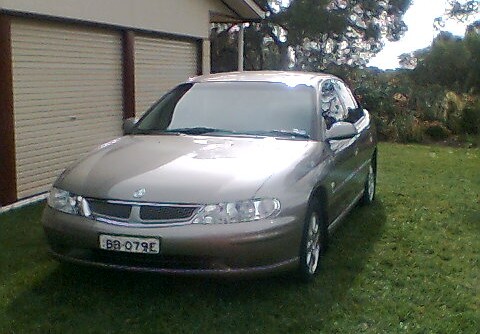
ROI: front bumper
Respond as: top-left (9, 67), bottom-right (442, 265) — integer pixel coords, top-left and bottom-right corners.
top-left (42, 206), bottom-right (303, 276)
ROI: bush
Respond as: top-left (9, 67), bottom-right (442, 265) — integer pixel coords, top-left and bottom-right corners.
top-left (461, 102), bottom-right (480, 134)
top-left (347, 68), bottom-right (480, 144)
top-left (444, 91), bottom-right (466, 134)
top-left (423, 121), bottom-right (450, 140)
top-left (410, 84), bottom-right (446, 122)
top-left (393, 114), bottom-right (425, 143)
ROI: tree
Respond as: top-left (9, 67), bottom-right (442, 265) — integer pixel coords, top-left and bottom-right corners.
top-left (434, 0), bottom-right (479, 29)
top-left (411, 32), bottom-right (468, 92)
top-left (210, 26), bottom-right (238, 73)
top-left (464, 21), bottom-right (480, 92)
top-left (411, 27), bottom-right (480, 94)
top-left (398, 52), bottom-right (417, 69)
top-left (445, 0), bottom-right (479, 22)
top-left (211, 0), bottom-right (411, 72)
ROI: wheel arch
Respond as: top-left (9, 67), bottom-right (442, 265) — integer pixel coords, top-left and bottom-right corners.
top-left (372, 147), bottom-right (378, 170)
top-left (308, 184), bottom-right (330, 225)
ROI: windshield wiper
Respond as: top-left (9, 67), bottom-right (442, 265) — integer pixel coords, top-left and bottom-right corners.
top-left (164, 127), bottom-right (233, 135)
top-left (131, 128), bottom-right (179, 135)
top-left (247, 130), bottom-right (311, 139)
top-left (132, 127), bottom-right (235, 136)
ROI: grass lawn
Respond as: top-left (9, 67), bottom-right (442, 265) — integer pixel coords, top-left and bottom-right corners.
top-left (0, 143), bottom-right (478, 333)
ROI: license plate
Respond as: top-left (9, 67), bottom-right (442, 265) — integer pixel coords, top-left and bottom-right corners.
top-left (99, 235), bottom-right (160, 254)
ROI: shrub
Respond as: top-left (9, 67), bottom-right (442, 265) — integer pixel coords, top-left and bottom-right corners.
top-left (423, 121), bottom-right (450, 140)
top-left (444, 91), bottom-right (466, 134)
top-left (348, 68), bottom-right (479, 144)
top-left (393, 114), bottom-right (425, 143)
top-left (410, 84), bottom-right (446, 122)
top-left (461, 102), bottom-right (480, 134)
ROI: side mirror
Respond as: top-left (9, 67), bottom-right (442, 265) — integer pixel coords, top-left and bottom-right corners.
top-left (345, 107), bottom-right (365, 123)
top-left (123, 117), bottom-right (136, 135)
top-left (325, 121), bottom-right (358, 140)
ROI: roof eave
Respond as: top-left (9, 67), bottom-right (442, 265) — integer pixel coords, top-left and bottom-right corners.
top-left (220, 0), bottom-right (266, 22)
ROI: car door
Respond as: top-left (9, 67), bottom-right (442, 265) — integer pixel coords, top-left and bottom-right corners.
top-left (334, 80), bottom-right (373, 192)
top-left (320, 80), bottom-right (359, 223)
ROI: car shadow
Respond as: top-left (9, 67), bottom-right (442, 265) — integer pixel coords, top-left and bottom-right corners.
top-left (463, 206), bottom-right (480, 232)
top-left (5, 200), bottom-right (387, 333)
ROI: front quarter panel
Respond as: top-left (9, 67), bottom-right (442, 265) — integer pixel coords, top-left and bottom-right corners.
top-left (254, 141), bottom-right (332, 228)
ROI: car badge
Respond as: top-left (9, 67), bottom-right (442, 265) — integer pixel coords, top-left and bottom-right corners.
top-left (133, 188), bottom-right (146, 199)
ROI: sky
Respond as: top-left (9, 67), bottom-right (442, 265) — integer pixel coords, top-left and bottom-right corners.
top-left (368, 0), bottom-right (480, 69)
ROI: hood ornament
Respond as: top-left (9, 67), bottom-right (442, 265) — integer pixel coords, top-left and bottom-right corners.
top-left (133, 188), bottom-right (146, 199)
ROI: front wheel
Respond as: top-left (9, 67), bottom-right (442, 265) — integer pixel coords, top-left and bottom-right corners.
top-left (298, 200), bottom-right (327, 282)
top-left (361, 157), bottom-right (376, 205)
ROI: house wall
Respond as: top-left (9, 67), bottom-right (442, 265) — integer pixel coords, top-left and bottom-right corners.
top-left (0, 0), bottom-right (234, 38)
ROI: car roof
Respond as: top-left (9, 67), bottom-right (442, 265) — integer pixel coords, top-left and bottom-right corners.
top-left (188, 71), bottom-right (338, 87)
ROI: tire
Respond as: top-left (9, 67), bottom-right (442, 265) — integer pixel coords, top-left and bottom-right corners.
top-left (360, 154), bottom-right (377, 205)
top-left (298, 200), bottom-right (328, 282)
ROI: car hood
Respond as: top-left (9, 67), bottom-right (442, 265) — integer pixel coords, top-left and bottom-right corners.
top-left (56, 135), bottom-right (313, 204)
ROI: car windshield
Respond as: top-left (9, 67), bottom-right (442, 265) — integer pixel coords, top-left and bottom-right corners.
top-left (134, 82), bottom-right (316, 139)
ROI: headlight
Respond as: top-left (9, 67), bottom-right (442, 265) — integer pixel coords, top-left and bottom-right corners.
top-left (47, 187), bottom-right (90, 216)
top-left (192, 198), bottom-right (280, 224)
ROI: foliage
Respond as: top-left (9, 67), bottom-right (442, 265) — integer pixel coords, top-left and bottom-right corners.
top-left (348, 67), bottom-right (480, 143)
top-left (411, 31), bottom-right (479, 94)
top-left (210, 26), bottom-right (239, 73)
top-left (434, 0), bottom-right (480, 28)
top-left (423, 121), bottom-right (451, 140)
top-left (464, 22), bottom-right (480, 90)
top-left (462, 102), bottom-right (480, 134)
top-left (336, 25), bottom-right (480, 144)
top-left (1, 144), bottom-right (479, 333)
top-left (211, 0), bottom-right (411, 72)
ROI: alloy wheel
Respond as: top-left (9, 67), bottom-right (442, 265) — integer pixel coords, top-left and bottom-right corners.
top-left (367, 165), bottom-right (375, 202)
top-left (305, 212), bottom-right (321, 274)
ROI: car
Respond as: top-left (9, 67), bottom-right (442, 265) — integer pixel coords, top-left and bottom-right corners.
top-left (42, 71), bottom-right (377, 281)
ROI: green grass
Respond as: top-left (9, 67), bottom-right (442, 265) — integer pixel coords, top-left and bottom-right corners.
top-left (1, 143), bottom-right (478, 333)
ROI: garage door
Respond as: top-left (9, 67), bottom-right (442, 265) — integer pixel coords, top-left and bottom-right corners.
top-left (11, 19), bottom-right (123, 199)
top-left (135, 36), bottom-right (199, 117)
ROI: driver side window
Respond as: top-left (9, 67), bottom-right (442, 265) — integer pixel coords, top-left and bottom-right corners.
top-left (320, 80), bottom-right (347, 129)
top-left (334, 80), bottom-right (364, 124)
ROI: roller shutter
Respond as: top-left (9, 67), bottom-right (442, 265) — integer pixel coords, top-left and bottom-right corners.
top-left (135, 36), bottom-right (199, 117)
top-left (11, 19), bottom-right (123, 199)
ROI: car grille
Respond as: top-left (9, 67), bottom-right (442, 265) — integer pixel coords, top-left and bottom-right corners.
top-left (88, 200), bottom-right (131, 219)
top-left (139, 205), bottom-right (197, 220)
top-left (86, 199), bottom-right (200, 225)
